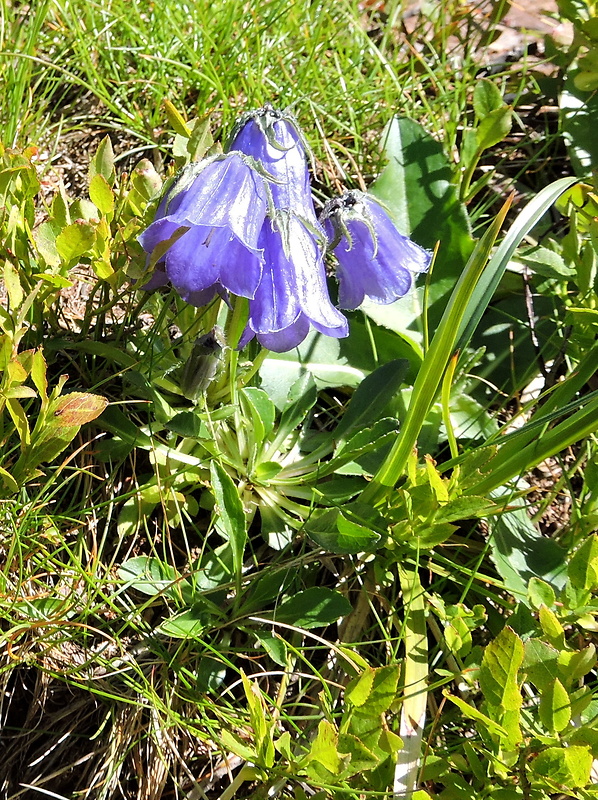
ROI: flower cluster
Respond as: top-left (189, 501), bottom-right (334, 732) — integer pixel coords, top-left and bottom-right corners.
top-left (140, 105), bottom-right (431, 352)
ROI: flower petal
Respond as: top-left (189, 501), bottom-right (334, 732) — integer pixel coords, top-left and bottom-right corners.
top-left (257, 315), bottom-right (311, 352)
top-left (228, 107), bottom-right (319, 224)
top-left (321, 191), bottom-right (431, 310)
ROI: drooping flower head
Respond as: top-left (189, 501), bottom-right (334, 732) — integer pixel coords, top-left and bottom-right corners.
top-left (239, 212), bottom-right (349, 352)
top-left (228, 104), bottom-right (319, 225)
top-left (229, 104), bottom-right (347, 351)
top-left (139, 152), bottom-right (269, 305)
top-left (320, 190), bottom-right (432, 310)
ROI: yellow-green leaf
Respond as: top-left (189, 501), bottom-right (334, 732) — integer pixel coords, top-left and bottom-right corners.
top-left (0, 465), bottom-right (18, 492)
top-left (307, 720), bottom-right (342, 773)
top-left (3, 261), bottom-right (23, 308)
top-left (163, 99), bottom-right (192, 137)
top-left (51, 392), bottom-right (108, 426)
top-left (56, 221), bottom-right (96, 264)
top-left (443, 691), bottom-right (508, 738)
top-left (539, 678), bottom-right (571, 733)
top-left (539, 605), bottom-right (565, 649)
top-left (479, 626), bottom-right (523, 712)
top-left (89, 173), bottom-right (114, 216)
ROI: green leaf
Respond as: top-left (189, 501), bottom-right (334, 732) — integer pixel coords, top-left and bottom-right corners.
top-left (261, 332), bottom-right (365, 408)
top-left (239, 386), bottom-right (276, 446)
top-left (515, 245), bottom-right (573, 278)
top-left (488, 504), bottom-right (567, 602)
top-left (539, 605), bottom-right (565, 649)
top-left (264, 372), bottom-right (317, 455)
top-left (0, 465), bottom-right (18, 493)
top-left (163, 98), bottom-right (192, 137)
top-left (443, 691), bottom-right (508, 738)
top-left (254, 632), bottom-right (287, 666)
top-left (531, 745), bottom-right (593, 789)
top-left (557, 645), bottom-right (596, 684)
top-left (274, 587), bottom-right (352, 629)
top-left (568, 535), bottom-right (598, 591)
top-left (522, 638), bottom-right (560, 691)
top-left (479, 626), bottom-right (523, 711)
top-left (117, 556), bottom-right (179, 598)
top-left (346, 665), bottom-right (400, 716)
top-left (539, 678), bottom-right (571, 733)
top-left (527, 578), bottom-right (556, 610)
top-left (159, 603), bottom-right (211, 638)
top-left (210, 461), bottom-right (247, 579)
top-left (334, 359), bottom-right (408, 441)
top-left (455, 176), bottom-right (577, 356)
top-left (306, 506), bottom-right (381, 555)
top-left (473, 79), bottom-right (504, 118)
top-left (561, 67), bottom-right (598, 176)
top-left (34, 221), bottom-right (61, 267)
top-left (337, 732), bottom-right (380, 775)
top-left (306, 720), bottom-right (342, 774)
top-left (55, 221), bottom-right (96, 264)
top-left (476, 106), bottom-right (512, 151)
top-left (3, 261), bottom-right (22, 308)
top-left (89, 173), bottom-right (115, 216)
top-left (89, 135), bottom-right (115, 185)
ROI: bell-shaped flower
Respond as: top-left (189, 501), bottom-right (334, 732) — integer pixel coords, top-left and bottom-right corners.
top-left (139, 153), bottom-right (269, 304)
top-left (239, 213), bottom-right (349, 352)
top-left (228, 104), bottom-right (320, 226)
top-left (320, 190), bottom-right (432, 310)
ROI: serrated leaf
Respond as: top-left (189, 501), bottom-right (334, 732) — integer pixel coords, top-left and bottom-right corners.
top-left (51, 392), bottom-right (108, 426)
top-left (307, 720), bottom-right (342, 773)
top-left (346, 665), bottom-right (400, 716)
top-left (531, 745), bottom-right (592, 789)
top-left (479, 626), bottom-right (523, 711)
top-left (56, 221), bottom-right (96, 264)
top-left (3, 261), bottom-right (22, 308)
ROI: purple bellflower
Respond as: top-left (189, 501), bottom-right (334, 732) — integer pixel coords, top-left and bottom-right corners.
top-left (228, 104), bottom-right (348, 351)
top-left (239, 213), bottom-right (349, 352)
top-left (139, 152), bottom-right (269, 305)
top-left (320, 190), bottom-right (432, 310)
top-left (228, 104), bottom-right (320, 226)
